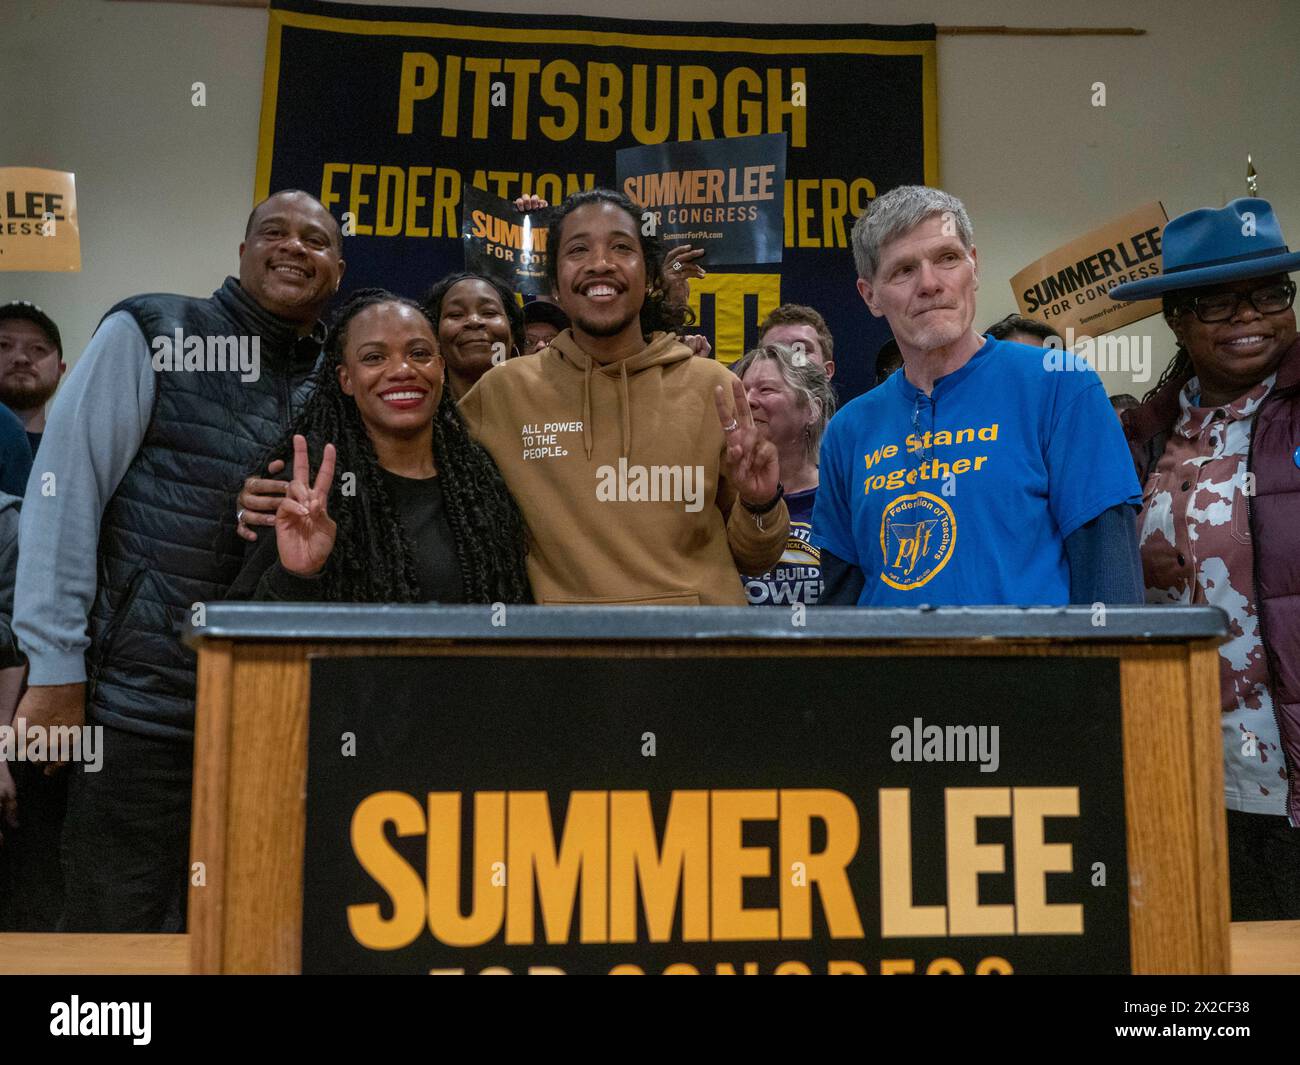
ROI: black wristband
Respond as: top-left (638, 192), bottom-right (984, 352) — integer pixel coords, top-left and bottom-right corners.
top-left (741, 482), bottom-right (785, 515)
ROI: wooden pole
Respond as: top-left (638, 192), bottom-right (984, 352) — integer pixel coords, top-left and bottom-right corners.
top-left (938, 25), bottom-right (1145, 35)
top-left (107, 1), bottom-right (1147, 32)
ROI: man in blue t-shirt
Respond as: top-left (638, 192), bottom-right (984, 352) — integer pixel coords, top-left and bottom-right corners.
top-left (814, 185), bottom-right (1143, 606)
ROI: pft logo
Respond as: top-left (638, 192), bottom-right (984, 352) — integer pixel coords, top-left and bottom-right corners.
top-left (879, 491), bottom-right (955, 590)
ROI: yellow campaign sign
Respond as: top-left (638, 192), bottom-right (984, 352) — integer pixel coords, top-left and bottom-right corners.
top-left (1010, 201), bottom-right (1168, 339)
top-left (0, 167), bottom-right (81, 272)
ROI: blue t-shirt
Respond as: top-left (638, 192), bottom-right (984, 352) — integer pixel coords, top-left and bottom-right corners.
top-left (812, 337), bottom-right (1141, 606)
top-left (742, 486), bottom-right (820, 605)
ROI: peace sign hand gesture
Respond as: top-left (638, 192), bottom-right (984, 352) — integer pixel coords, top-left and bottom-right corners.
top-left (714, 378), bottom-right (780, 506)
top-left (275, 434), bottom-right (338, 578)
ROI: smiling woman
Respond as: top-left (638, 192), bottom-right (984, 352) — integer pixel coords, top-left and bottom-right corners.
top-left (731, 343), bottom-right (836, 606)
top-left (1114, 198), bottom-right (1300, 915)
top-left (421, 272), bottom-right (525, 400)
top-left (226, 289), bottom-right (530, 605)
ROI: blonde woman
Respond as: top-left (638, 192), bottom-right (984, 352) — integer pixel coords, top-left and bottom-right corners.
top-left (732, 343), bottom-right (837, 605)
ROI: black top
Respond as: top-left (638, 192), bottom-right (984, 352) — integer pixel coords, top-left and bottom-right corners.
top-left (229, 468), bottom-right (465, 603)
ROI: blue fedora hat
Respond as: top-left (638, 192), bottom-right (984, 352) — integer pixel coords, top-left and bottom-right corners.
top-left (1109, 197), bottom-right (1300, 302)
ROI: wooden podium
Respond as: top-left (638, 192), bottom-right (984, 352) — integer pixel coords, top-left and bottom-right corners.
top-left (185, 603), bottom-right (1230, 975)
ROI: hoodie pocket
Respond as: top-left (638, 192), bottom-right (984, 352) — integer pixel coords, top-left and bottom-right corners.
top-left (541, 590), bottom-right (701, 606)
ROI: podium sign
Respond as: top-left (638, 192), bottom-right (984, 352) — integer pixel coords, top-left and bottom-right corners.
top-left (302, 654), bottom-right (1129, 975)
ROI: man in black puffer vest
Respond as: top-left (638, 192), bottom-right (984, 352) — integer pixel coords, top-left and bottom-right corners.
top-left (13, 190), bottom-right (345, 931)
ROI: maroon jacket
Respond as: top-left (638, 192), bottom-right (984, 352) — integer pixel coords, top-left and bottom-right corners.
top-left (1122, 336), bottom-right (1300, 825)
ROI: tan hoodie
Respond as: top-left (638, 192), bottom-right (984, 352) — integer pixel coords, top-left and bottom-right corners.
top-left (459, 329), bottom-right (788, 605)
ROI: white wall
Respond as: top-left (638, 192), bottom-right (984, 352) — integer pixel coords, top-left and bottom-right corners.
top-left (4, 0), bottom-right (1299, 397)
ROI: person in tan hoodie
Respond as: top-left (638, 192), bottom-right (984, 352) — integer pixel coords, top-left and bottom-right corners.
top-left (459, 188), bottom-right (789, 605)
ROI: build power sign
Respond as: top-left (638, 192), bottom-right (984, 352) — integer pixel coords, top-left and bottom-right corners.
top-left (302, 654), bottom-right (1130, 975)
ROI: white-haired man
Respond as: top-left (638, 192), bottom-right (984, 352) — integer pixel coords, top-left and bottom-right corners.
top-left (813, 185), bottom-right (1142, 606)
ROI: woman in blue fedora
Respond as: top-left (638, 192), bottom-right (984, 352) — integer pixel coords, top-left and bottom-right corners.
top-left (1111, 197), bottom-right (1300, 921)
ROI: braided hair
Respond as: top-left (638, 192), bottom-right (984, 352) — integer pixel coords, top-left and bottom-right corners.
top-left (1142, 294), bottom-right (1195, 402)
top-left (545, 187), bottom-right (695, 337)
top-left (252, 288), bottom-right (530, 603)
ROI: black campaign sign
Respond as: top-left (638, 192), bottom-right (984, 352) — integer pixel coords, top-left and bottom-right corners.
top-left (461, 186), bottom-right (556, 295)
top-left (617, 133), bottom-right (787, 266)
top-left (303, 654), bottom-right (1129, 974)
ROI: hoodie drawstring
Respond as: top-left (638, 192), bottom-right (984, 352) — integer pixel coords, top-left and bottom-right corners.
top-left (619, 359), bottom-right (631, 458)
top-left (563, 330), bottom-right (684, 462)
top-left (582, 356), bottom-right (594, 461)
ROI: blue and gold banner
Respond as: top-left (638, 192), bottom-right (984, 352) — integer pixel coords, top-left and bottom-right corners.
top-left (258, 0), bottom-right (937, 401)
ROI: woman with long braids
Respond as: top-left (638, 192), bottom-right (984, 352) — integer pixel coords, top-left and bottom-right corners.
top-left (228, 288), bottom-right (529, 604)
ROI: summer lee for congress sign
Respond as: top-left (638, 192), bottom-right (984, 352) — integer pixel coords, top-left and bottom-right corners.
top-left (461, 186), bottom-right (555, 295)
top-left (0, 167), bottom-right (81, 272)
top-left (302, 655), bottom-right (1130, 974)
top-left (257, 0), bottom-right (936, 399)
top-left (1011, 202), bottom-right (1167, 338)
top-left (617, 133), bottom-right (787, 267)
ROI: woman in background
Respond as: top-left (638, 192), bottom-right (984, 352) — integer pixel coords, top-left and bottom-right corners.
top-left (1112, 197), bottom-right (1300, 919)
top-left (732, 343), bottom-right (836, 606)
top-left (421, 271), bottom-right (527, 401)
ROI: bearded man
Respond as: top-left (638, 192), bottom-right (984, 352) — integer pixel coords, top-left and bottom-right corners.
top-left (0, 301), bottom-right (66, 455)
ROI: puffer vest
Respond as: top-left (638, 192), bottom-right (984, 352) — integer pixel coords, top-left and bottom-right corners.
top-left (86, 277), bottom-right (322, 741)
top-left (1122, 336), bottom-right (1300, 825)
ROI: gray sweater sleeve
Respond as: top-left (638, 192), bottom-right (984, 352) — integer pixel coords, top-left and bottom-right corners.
top-left (15, 312), bottom-right (156, 685)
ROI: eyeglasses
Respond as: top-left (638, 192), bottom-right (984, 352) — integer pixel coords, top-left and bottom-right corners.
top-left (1178, 280), bottom-right (1296, 324)
top-left (911, 397), bottom-right (932, 460)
